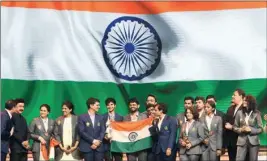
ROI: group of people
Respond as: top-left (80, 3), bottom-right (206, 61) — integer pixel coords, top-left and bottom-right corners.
top-left (1, 88), bottom-right (267, 161)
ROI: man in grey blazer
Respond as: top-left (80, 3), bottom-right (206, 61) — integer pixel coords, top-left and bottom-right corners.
top-left (29, 104), bottom-right (55, 161)
top-left (200, 101), bottom-right (222, 161)
top-left (124, 98), bottom-right (148, 161)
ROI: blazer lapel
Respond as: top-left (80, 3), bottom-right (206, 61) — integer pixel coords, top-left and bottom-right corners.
top-left (86, 114), bottom-right (94, 129)
top-left (203, 117), bottom-right (209, 131)
top-left (38, 117), bottom-right (46, 133)
top-left (60, 117), bottom-right (65, 139)
top-left (71, 115), bottom-right (76, 139)
top-left (160, 116), bottom-right (167, 132)
top-left (94, 115), bottom-right (99, 128)
top-left (189, 121), bottom-right (196, 133)
top-left (48, 119), bottom-right (53, 133)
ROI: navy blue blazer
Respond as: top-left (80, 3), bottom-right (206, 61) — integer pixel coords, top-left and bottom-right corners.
top-left (78, 113), bottom-right (105, 153)
top-left (1, 110), bottom-right (13, 153)
top-left (151, 115), bottom-right (177, 154)
top-left (102, 113), bottom-right (123, 152)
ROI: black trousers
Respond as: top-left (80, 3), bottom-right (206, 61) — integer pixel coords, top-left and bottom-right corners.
top-left (10, 152), bottom-right (27, 161)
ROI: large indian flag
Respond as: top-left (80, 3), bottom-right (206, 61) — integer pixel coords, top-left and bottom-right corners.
top-left (110, 118), bottom-right (153, 153)
top-left (1, 2), bottom-right (266, 144)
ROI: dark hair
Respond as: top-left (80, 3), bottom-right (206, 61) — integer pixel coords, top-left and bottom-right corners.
top-left (157, 103), bottom-right (167, 114)
top-left (147, 94), bottom-right (157, 102)
top-left (86, 97), bottom-right (100, 109)
top-left (128, 97), bottom-right (139, 105)
top-left (14, 98), bottom-right (25, 105)
top-left (235, 88), bottom-right (246, 99)
top-left (206, 100), bottom-right (216, 112)
top-left (105, 98), bottom-right (116, 106)
top-left (195, 96), bottom-right (205, 103)
top-left (243, 95), bottom-right (257, 113)
top-left (146, 103), bottom-right (155, 110)
top-left (62, 101), bottom-right (75, 115)
top-left (206, 95), bottom-right (216, 102)
top-left (5, 99), bottom-right (16, 110)
top-left (184, 106), bottom-right (199, 120)
top-left (40, 104), bottom-right (51, 112)
top-left (184, 96), bottom-right (194, 104)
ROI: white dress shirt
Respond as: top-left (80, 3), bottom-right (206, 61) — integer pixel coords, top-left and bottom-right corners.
top-left (130, 112), bottom-right (139, 122)
top-left (41, 118), bottom-right (48, 132)
top-left (158, 114), bottom-right (166, 130)
top-left (186, 120), bottom-right (194, 136)
top-left (205, 114), bottom-right (214, 131)
top-left (89, 112), bottom-right (95, 127)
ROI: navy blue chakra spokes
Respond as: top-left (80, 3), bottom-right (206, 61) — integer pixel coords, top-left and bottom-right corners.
top-left (102, 16), bottom-right (162, 81)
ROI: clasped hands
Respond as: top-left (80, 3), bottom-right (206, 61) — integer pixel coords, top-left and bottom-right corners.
top-left (180, 139), bottom-right (192, 150)
top-left (241, 125), bottom-right (251, 133)
top-left (91, 139), bottom-right (102, 149)
top-left (60, 144), bottom-right (77, 154)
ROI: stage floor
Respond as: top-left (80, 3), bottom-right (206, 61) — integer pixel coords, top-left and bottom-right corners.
top-left (6, 149), bottom-right (267, 161)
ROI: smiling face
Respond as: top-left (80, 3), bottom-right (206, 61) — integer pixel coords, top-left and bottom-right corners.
top-left (106, 102), bottom-right (115, 113)
top-left (129, 102), bottom-right (139, 113)
top-left (40, 106), bottom-right (49, 118)
top-left (90, 102), bottom-right (100, 112)
top-left (185, 109), bottom-right (194, 121)
top-left (62, 105), bottom-right (72, 117)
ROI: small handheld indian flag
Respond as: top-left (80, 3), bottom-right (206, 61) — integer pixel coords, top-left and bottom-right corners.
top-left (110, 118), bottom-right (153, 153)
top-left (49, 138), bottom-right (60, 161)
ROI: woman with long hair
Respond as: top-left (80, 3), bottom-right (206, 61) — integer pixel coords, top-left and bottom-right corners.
top-left (54, 101), bottom-right (82, 161)
top-left (29, 104), bottom-right (55, 161)
top-left (179, 106), bottom-right (205, 161)
top-left (233, 95), bottom-right (263, 161)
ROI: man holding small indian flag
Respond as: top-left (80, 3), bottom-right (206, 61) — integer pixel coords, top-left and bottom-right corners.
top-left (110, 98), bottom-right (150, 161)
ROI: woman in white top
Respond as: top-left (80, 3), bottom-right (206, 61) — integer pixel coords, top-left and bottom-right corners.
top-left (179, 106), bottom-right (205, 161)
top-left (54, 101), bottom-right (82, 161)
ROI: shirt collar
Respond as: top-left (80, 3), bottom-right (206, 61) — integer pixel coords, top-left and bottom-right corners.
top-left (206, 113), bottom-right (214, 119)
top-left (5, 109), bottom-right (12, 119)
top-left (160, 114), bottom-right (166, 121)
top-left (88, 111), bottom-right (95, 117)
top-left (41, 117), bottom-right (48, 122)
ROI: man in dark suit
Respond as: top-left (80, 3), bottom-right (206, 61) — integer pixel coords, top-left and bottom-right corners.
top-left (1, 99), bottom-right (16, 161)
top-left (102, 98), bottom-right (123, 161)
top-left (224, 89), bottom-right (245, 161)
top-left (78, 97), bottom-right (105, 161)
top-left (151, 103), bottom-right (177, 161)
top-left (10, 98), bottom-right (30, 161)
